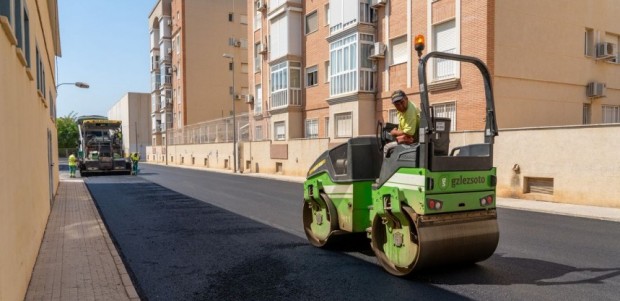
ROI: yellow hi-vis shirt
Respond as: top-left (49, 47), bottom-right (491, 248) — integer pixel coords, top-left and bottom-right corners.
top-left (68, 154), bottom-right (77, 166)
top-left (397, 101), bottom-right (420, 137)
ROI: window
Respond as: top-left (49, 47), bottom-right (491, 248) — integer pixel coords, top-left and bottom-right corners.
top-left (255, 125), bottom-right (263, 141)
top-left (306, 65), bottom-right (318, 87)
top-left (254, 10), bottom-right (261, 30)
top-left (324, 4), bottom-right (329, 26)
top-left (274, 121), bottom-right (286, 141)
top-left (334, 112), bottom-right (352, 138)
top-left (359, 0), bottom-right (375, 23)
top-left (49, 92), bottom-right (55, 121)
top-left (432, 102), bottom-right (457, 131)
top-left (360, 34), bottom-right (375, 91)
top-left (36, 46), bottom-right (45, 94)
top-left (391, 35), bottom-right (407, 65)
top-left (0, 0), bottom-right (10, 22)
top-left (602, 105), bottom-right (620, 123)
top-left (584, 28), bottom-right (594, 56)
top-left (324, 117), bottom-right (330, 137)
top-left (306, 119), bottom-right (318, 138)
top-left (305, 11), bottom-right (318, 35)
top-left (240, 14), bottom-right (248, 25)
top-left (254, 42), bottom-right (262, 72)
top-left (254, 84), bottom-right (262, 114)
top-left (324, 61), bottom-right (330, 82)
top-left (23, 6), bottom-right (30, 66)
top-left (270, 61), bottom-right (302, 108)
top-left (388, 109), bottom-right (398, 124)
top-left (330, 34), bottom-right (357, 96)
top-left (433, 19), bottom-right (457, 80)
top-left (175, 35), bottom-right (180, 54)
top-left (14, 0), bottom-right (21, 47)
top-left (583, 104), bottom-right (591, 125)
top-left (228, 13), bottom-right (233, 22)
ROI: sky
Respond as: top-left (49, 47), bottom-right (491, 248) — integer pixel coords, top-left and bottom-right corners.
top-left (56, 0), bottom-right (155, 118)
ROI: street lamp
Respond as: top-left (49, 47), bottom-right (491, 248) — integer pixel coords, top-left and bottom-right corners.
top-left (56, 82), bottom-right (90, 89)
top-left (223, 53), bottom-right (237, 173)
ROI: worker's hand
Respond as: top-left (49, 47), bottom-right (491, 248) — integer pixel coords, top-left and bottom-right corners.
top-left (390, 128), bottom-right (399, 136)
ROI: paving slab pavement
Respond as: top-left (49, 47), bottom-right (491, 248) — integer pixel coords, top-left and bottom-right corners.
top-left (25, 171), bottom-right (139, 301)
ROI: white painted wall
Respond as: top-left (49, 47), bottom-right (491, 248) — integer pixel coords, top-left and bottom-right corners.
top-left (147, 125), bottom-right (620, 208)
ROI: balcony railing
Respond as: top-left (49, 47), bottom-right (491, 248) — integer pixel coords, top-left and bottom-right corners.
top-left (270, 88), bottom-right (301, 110)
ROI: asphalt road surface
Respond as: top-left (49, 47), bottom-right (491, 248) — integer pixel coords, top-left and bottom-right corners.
top-left (85, 164), bottom-right (620, 301)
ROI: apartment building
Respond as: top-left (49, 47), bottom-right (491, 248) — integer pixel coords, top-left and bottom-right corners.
top-left (0, 0), bottom-right (61, 299)
top-left (248, 0), bottom-right (620, 145)
top-left (149, 0), bottom-right (249, 148)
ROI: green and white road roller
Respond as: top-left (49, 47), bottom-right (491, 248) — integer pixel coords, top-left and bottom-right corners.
top-left (302, 49), bottom-right (500, 276)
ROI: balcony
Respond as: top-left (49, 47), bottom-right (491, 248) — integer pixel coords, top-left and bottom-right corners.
top-left (152, 102), bottom-right (161, 113)
top-left (161, 75), bottom-right (172, 87)
top-left (270, 88), bottom-right (301, 110)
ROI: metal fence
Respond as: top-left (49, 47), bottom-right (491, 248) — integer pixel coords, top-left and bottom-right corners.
top-left (166, 113), bottom-right (249, 145)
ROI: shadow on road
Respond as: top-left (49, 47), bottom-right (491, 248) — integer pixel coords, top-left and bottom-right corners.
top-left (411, 253), bottom-right (620, 286)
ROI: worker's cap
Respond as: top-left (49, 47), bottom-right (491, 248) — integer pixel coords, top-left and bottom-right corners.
top-left (391, 90), bottom-right (407, 103)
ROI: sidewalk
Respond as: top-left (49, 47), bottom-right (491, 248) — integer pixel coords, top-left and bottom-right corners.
top-left (25, 171), bottom-right (139, 301)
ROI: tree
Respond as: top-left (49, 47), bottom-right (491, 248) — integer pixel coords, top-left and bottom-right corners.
top-left (57, 112), bottom-right (79, 149)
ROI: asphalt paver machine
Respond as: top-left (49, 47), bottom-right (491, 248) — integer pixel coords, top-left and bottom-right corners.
top-left (77, 115), bottom-right (132, 176)
top-left (302, 38), bottom-right (500, 276)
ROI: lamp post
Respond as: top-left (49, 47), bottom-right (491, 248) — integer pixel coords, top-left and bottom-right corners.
top-left (56, 82), bottom-right (90, 89)
top-left (223, 53), bottom-right (237, 173)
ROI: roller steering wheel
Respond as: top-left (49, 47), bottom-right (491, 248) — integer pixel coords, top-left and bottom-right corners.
top-left (376, 121), bottom-right (386, 153)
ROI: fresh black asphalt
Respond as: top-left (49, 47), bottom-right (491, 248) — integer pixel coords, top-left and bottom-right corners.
top-left (86, 178), bottom-right (461, 301)
top-left (85, 165), bottom-right (620, 301)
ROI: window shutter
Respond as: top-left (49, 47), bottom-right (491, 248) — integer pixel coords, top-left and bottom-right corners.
top-left (306, 12), bottom-right (318, 34)
top-left (391, 36), bottom-right (407, 65)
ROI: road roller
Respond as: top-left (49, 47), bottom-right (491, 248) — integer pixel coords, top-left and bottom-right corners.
top-left (302, 44), bottom-right (500, 276)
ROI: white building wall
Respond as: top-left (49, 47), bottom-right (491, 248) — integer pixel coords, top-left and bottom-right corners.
top-left (108, 93), bottom-right (152, 157)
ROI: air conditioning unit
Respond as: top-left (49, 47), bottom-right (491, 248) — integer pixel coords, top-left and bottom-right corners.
top-left (596, 42), bottom-right (617, 60)
top-left (245, 95), bottom-right (254, 104)
top-left (167, 20), bottom-right (171, 26)
top-left (369, 42), bottom-right (386, 59)
top-left (166, 97), bottom-right (172, 104)
top-left (258, 43), bottom-right (268, 54)
top-left (234, 40), bottom-right (241, 47)
top-left (371, 0), bottom-right (387, 8)
top-left (166, 67), bottom-right (172, 74)
top-left (256, 0), bottom-right (267, 12)
top-left (167, 48), bottom-right (172, 54)
top-left (586, 82), bottom-right (606, 98)
top-left (235, 94), bottom-right (243, 100)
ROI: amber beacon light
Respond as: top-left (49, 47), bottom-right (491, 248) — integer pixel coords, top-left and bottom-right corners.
top-left (414, 34), bottom-right (425, 52)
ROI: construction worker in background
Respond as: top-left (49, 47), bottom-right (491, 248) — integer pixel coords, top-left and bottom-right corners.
top-left (130, 152), bottom-right (141, 175)
top-left (68, 152), bottom-right (78, 178)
